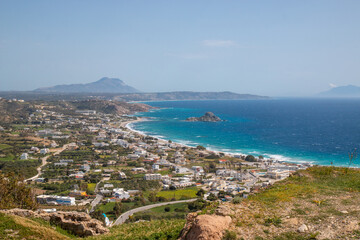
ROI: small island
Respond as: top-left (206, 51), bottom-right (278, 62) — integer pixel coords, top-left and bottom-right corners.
top-left (186, 112), bottom-right (223, 122)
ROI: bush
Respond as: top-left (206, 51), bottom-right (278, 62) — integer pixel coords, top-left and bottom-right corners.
top-left (164, 207), bottom-right (171, 212)
top-left (196, 145), bottom-right (206, 150)
top-left (223, 230), bottom-right (237, 240)
top-left (232, 196), bottom-right (242, 204)
top-left (245, 155), bottom-right (257, 162)
top-left (264, 216), bottom-right (282, 227)
top-left (187, 199), bottom-right (208, 211)
top-left (207, 193), bottom-right (218, 201)
top-left (0, 172), bottom-right (37, 209)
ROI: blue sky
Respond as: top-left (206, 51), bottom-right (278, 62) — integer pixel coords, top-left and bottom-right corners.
top-left (0, 0), bottom-right (359, 96)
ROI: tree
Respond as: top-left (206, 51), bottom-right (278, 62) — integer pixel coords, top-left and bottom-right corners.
top-left (207, 193), bottom-right (218, 201)
top-left (114, 202), bottom-right (123, 217)
top-left (196, 145), bottom-right (206, 150)
top-left (196, 189), bottom-right (206, 197)
top-left (245, 155), bottom-right (257, 162)
top-left (0, 172), bottom-right (37, 210)
top-left (187, 199), bottom-right (208, 211)
top-left (208, 162), bottom-right (216, 173)
top-left (217, 190), bottom-right (226, 199)
top-left (164, 206), bottom-right (170, 212)
top-left (148, 191), bottom-right (157, 202)
top-left (90, 209), bottom-right (104, 221)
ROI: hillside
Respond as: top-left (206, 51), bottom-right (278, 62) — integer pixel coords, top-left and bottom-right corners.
top-left (69, 100), bottom-right (154, 115)
top-left (34, 77), bottom-right (140, 93)
top-left (2, 166), bottom-right (360, 239)
top-left (182, 166), bottom-right (360, 239)
top-left (113, 91), bottom-right (269, 101)
top-left (318, 85), bottom-right (360, 98)
top-left (0, 99), bottom-right (35, 124)
top-left (0, 99), bottom-right (153, 124)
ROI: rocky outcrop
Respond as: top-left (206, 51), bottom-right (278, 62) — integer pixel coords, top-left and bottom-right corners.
top-left (0, 208), bottom-right (108, 237)
top-left (179, 213), bottom-right (232, 240)
top-left (186, 112), bottom-right (223, 122)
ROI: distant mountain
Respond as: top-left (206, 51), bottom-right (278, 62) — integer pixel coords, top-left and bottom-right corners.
top-left (34, 77), bottom-right (140, 93)
top-left (318, 85), bottom-right (360, 98)
top-left (113, 91), bottom-right (269, 101)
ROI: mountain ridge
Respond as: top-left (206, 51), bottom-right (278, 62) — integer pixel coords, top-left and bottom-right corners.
top-left (318, 85), bottom-right (360, 98)
top-left (34, 77), bottom-right (140, 93)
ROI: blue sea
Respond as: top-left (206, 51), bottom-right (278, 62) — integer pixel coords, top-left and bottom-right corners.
top-left (130, 99), bottom-right (360, 166)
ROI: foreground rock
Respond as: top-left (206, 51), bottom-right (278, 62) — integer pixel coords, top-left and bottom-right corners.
top-left (186, 112), bottom-right (223, 122)
top-left (179, 213), bottom-right (232, 240)
top-left (0, 208), bottom-right (108, 237)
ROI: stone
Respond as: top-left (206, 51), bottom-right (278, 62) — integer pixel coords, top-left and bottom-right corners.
top-left (0, 208), bottom-right (108, 237)
top-left (179, 214), bottom-right (232, 240)
top-left (297, 224), bottom-right (308, 233)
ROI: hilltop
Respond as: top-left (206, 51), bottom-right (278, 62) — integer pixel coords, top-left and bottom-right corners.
top-left (2, 166), bottom-right (360, 239)
top-left (34, 77), bottom-right (140, 93)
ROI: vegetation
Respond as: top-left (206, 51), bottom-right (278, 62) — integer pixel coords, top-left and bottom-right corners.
top-left (222, 230), bottom-right (237, 240)
top-left (245, 154), bottom-right (257, 162)
top-left (156, 187), bottom-right (198, 200)
top-left (0, 172), bottom-right (37, 210)
top-left (228, 166), bottom-right (360, 239)
top-left (130, 202), bottom-right (189, 221)
top-left (0, 213), bottom-right (75, 240)
top-left (89, 219), bottom-right (186, 240)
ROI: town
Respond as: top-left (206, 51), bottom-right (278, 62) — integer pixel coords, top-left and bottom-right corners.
top-left (0, 98), bottom-right (312, 225)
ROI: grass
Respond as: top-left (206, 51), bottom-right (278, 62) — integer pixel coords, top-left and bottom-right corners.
top-left (0, 212), bottom-right (74, 240)
top-left (97, 202), bottom-right (137, 220)
top-left (231, 166), bottom-right (360, 239)
top-left (149, 202), bottom-right (188, 213)
top-left (156, 187), bottom-right (198, 200)
top-left (0, 144), bottom-right (12, 150)
top-left (0, 154), bottom-right (15, 161)
top-left (87, 183), bottom-right (96, 192)
top-left (98, 202), bottom-right (116, 214)
top-left (248, 166), bottom-right (360, 206)
top-left (89, 219), bottom-right (186, 240)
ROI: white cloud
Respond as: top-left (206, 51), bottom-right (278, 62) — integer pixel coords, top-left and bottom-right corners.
top-left (202, 40), bottom-right (236, 47)
top-left (329, 83), bottom-right (337, 88)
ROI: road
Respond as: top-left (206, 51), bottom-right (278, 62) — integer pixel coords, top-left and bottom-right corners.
top-left (90, 194), bottom-right (104, 213)
top-left (112, 198), bottom-right (197, 226)
top-left (25, 143), bottom-right (70, 182)
top-left (89, 180), bottom-right (103, 213)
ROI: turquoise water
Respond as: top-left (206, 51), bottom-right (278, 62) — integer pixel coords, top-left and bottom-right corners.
top-left (130, 99), bottom-right (360, 166)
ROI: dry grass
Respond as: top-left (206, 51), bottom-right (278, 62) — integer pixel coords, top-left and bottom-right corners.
top-left (0, 213), bottom-right (73, 240)
top-left (224, 166), bottom-right (360, 239)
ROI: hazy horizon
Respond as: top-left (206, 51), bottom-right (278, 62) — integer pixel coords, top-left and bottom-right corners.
top-left (1, 1), bottom-right (360, 96)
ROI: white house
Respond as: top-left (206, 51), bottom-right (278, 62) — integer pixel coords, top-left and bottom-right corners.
top-left (113, 188), bottom-right (130, 199)
top-left (144, 173), bottom-right (162, 181)
top-left (40, 148), bottom-right (50, 154)
top-left (20, 153), bottom-right (29, 160)
top-left (175, 166), bottom-right (189, 174)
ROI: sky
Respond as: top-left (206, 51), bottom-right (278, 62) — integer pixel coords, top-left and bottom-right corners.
top-left (0, 0), bottom-right (359, 96)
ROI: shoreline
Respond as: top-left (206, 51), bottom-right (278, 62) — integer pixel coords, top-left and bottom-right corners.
top-left (122, 117), bottom-right (316, 168)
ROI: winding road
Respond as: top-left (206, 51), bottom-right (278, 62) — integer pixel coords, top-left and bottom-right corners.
top-left (25, 143), bottom-right (70, 182)
top-left (112, 198), bottom-right (197, 226)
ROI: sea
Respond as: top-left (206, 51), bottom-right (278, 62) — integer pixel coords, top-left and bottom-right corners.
top-left (129, 98), bottom-right (360, 166)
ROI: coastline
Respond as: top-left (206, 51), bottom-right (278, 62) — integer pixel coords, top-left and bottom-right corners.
top-left (122, 116), bottom-right (314, 167)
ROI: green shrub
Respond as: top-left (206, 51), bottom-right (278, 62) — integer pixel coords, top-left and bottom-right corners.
top-left (222, 230), bottom-right (237, 240)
